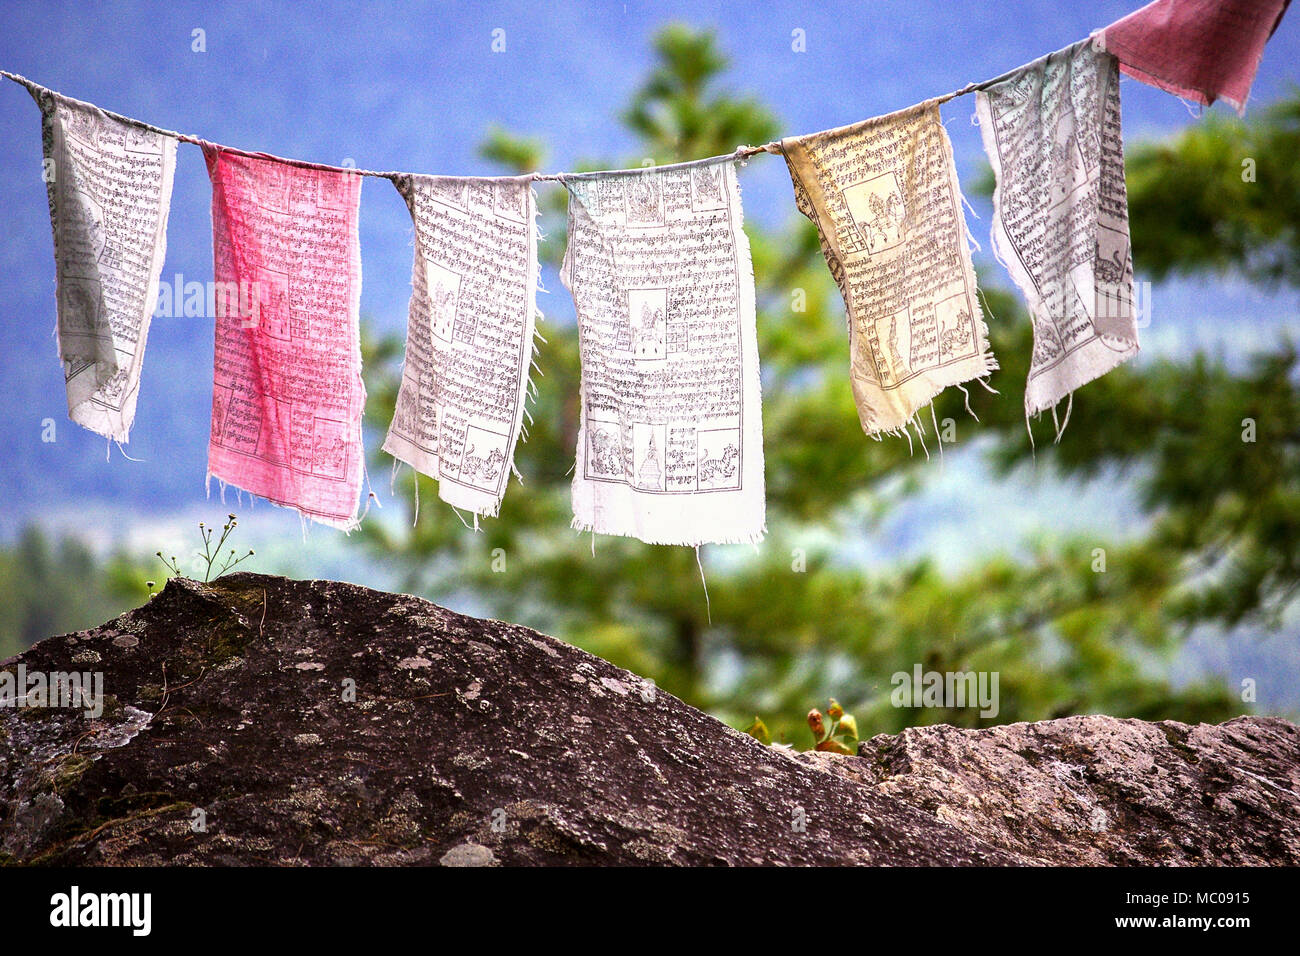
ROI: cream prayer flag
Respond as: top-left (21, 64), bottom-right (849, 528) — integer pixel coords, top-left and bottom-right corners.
top-left (1099, 0), bottom-right (1291, 115)
top-left (976, 40), bottom-right (1139, 420)
top-left (560, 156), bottom-right (765, 546)
top-left (782, 99), bottom-right (996, 436)
top-left (383, 175), bottom-right (538, 517)
top-left (31, 87), bottom-right (177, 443)
top-left (204, 146), bottom-right (366, 530)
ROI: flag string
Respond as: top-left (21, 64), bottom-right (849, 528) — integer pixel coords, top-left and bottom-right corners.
top-left (1, 37), bottom-right (1090, 184)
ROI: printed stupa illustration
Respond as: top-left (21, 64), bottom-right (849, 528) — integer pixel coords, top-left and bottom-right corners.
top-left (638, 432), bottom-right (661, 488)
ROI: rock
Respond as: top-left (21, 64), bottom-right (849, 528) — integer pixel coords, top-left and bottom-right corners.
top-left (439, 843), bottom-right (497, 867)
top-left (0, 573), bottom-right (1296, 866)
top-left (834, 714), bottom-right (1300, 865)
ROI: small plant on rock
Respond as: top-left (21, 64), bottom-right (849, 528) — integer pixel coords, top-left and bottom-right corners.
top-left (808, 698), bottom-right (859, 755)
top-left (744, 698), bottom-right (860, 753)
top-left (744, 716), bottom-right (772, 745)
top-left (156, 514), bottom-right (255, 583)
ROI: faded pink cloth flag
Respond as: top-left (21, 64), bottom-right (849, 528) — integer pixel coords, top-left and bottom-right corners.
top-left (203, 146), bottom-right (366, 530)
top-left (1099, 0), bottom-right (1291, 114)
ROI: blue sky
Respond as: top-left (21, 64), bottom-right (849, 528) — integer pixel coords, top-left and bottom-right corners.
top-left (0, 0), bottom-right (1297, 560)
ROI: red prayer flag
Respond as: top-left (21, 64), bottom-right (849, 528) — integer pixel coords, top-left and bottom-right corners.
top-left (1100, 0), bottom-right (1291, 114)
top-left (203, 146), bottom-right (366, 530)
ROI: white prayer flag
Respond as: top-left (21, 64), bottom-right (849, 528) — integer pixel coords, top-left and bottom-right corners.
top-left (32, 87), bottom-right (177, 442)
top-left (383, 175), bottom-right (539, 518)
top-left (976, 40), bottom-right (1139, 419)
top-left (560, 157), bottom-right (765, 546)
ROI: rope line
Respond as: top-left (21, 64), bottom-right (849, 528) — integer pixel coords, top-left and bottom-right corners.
top-left (3, 39), bottom-right (1089, 181)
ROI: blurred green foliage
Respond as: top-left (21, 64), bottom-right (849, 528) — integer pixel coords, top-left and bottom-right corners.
top-left (0, 527), bottom-right (151, 660)
top-left (1125, 91), bottom-right (1300, 288)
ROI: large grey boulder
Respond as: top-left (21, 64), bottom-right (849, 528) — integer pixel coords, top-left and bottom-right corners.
top-left (1, 573), bottom-right (1295, 866)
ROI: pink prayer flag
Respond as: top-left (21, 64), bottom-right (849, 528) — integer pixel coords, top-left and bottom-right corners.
top-left (203, 146), bottom-right (366, 530)
top-left (1100, 0), bottom-right (1291, 114)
